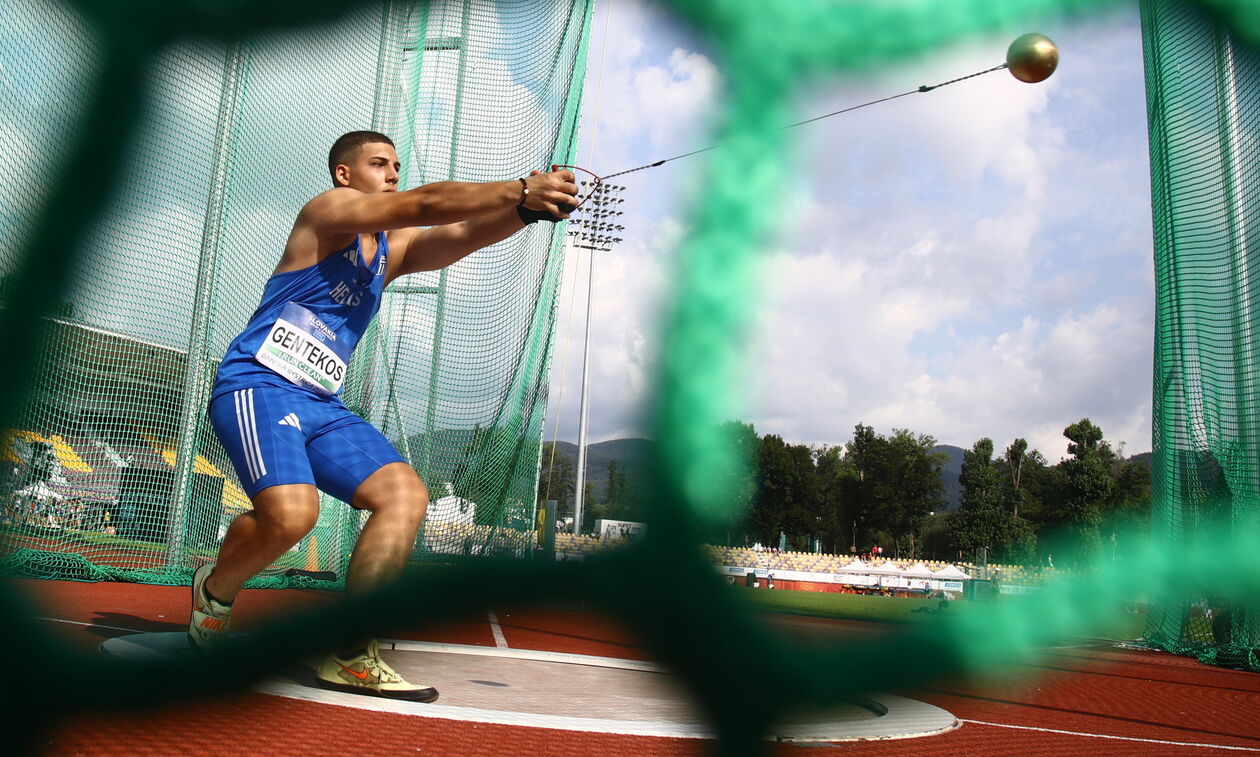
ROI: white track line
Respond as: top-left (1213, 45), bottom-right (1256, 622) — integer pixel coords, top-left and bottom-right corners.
top-left (257, 679), bottom-right (718, 739)
top-left (486, 608), bottom-right (509, 648)
top-left (382, 639), bottom-right (663, 673)
top-left (35, 616), bottom-right (149, 634)
top-left (963, 719), bottom-right (1260, 752)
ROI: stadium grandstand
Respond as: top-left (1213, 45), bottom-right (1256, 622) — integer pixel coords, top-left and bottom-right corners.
top-left (2, 317), bottom-right (242, 534)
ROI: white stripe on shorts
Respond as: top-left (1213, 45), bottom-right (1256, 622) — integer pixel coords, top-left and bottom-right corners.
top-left (234, 389), bottom-right (267, 482)
top-left (233, 390), bottom-right (257, 482)
top-left (248, 389), bottom-right (267, 479)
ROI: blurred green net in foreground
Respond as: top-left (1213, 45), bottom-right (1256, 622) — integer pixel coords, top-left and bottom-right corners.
top-left (2, 0), bottom-right (1260, 755)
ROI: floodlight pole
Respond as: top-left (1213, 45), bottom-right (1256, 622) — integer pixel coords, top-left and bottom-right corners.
top-left (566, 182), bottom-right (626, 537)
top-left (572, 248), bottom-right (595, 536)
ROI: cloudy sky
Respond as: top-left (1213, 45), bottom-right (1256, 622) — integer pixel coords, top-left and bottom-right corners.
top-left (543, 0), bottom-right (1155, 463)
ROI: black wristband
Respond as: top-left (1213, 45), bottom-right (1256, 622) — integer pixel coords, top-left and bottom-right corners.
top-left (517, 206), bottom-right (561, 224)
top-left (517, 177), bottom-right (529, 207)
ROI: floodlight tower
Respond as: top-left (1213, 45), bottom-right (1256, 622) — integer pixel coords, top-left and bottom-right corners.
top-left (567, 180), bottom-right (625, 537)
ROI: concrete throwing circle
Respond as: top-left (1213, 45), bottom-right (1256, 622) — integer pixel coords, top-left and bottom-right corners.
top-left (101, 634), bottom-right (958, 743)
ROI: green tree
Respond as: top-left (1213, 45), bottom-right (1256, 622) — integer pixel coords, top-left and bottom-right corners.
top-left (814, 444), bottom-right (851, 553)
top-left (452, 424), bottom-right (537, 526)
top-left (750, 434), bottom-right (823, 549)
top-left (948, 438), bottom-right (1005, 559)
top-left (999, 438), bottom-right (1040, 563)
top-left (712, 421), bottom-right (759, 545)
top-left (1003, 516), bottom-right (1037, 565)
top-left (1101, 450), bottom-right (1151, 559)
top-left (581, 478), bottom-right (596, 534)
top-left (785, 441), bottom-right (821, 550)
top-left (621, 472), bottom-right (651, 523)
top-left (1019, 449), bottom-right (1060, 524)
top-left (842, 423), bottom-right (879, 550)
top-left (920, 511), bottom-right (951, 561)
top-left (752, 434), bottom-right (794, 547)
top-left (960, 438), bottom-right (1002, 511)
top-left (606, 459), bottom-right (626, 516)
top-left (1004, 438), bottom-right (1029, 517)
top-left (870, 429), bottom-right (946, 559)
top-left (597, 458), bottom-right (649, 523)
top-left (950, 438), bottom-right (1038, 565)
top-left (1060, 418), bottom-right (1113, 566)
top-left (537, 441), bottom-right (575, 513)
top-left (846, 423), bottom-right (878, 484)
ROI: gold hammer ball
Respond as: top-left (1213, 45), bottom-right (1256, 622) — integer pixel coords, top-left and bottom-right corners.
top-left (1006, 33), bottom-right (1059, 83)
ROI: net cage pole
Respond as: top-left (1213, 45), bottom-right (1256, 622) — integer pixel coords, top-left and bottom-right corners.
top-left (343, 0), bottom-right (412, 423)
top-left (421, 0), bottom-right (473, 478)
top-left (370, 21), bottom-right (447, 449)
top-left (165, 41), bottom-right (251, 571)
top-left (571, 239), bottom-right (594, 539)
top-left (371, 4), bottom-right (457, 560)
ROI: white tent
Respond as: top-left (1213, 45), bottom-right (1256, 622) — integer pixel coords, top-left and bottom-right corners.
top-left (16, 481), bottom-right (64, 501)
top-left (904, 563), bottom-right (935, 578)
top-left (427, 494), bottom-right (477, 523)
top-left (839, 558), bottom-right (869, 572)
top-left (864, 563), bottom-right (903, 591)
top-left (932, 564), bottom-right (972, 580)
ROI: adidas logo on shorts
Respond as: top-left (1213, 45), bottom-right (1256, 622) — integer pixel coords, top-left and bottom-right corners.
top-left (278, 413), bottom-right (302, 431)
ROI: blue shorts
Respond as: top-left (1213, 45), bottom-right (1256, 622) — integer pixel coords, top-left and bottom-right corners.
top-left (208, 385), bottom-right (406, 506)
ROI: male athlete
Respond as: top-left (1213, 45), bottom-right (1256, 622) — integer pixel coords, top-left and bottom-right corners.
top-left (187, 131), bottom-right (578, 703)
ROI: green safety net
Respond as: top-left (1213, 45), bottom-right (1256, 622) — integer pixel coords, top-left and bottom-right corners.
top-left (1142, 0), bottom-right (1260, 670)
top-left (0, 0), bottom-right (590, 586)
top-left (2, 0), bottom-right (1260, 755)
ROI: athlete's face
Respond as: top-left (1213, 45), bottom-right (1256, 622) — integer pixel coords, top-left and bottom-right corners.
top-left (336, 142), bottom-right (400, 193)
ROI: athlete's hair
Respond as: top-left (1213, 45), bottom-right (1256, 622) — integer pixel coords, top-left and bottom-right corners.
top-left (328, 131), bottom-right (395, 184)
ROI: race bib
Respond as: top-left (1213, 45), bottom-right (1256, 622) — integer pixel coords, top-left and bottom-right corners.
top-left (255, 303), bottom-right (350, 395)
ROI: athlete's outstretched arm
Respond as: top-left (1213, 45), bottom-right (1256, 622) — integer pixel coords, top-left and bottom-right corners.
top-left (387, 205), bottom-right (535, 281)
top-left (303, 170), bottom-right (577, 234)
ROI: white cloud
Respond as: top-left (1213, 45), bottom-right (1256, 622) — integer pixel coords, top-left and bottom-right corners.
top-left (571, 3), bottom-right (720, 188)
top-left (547, 214), bottom-right (681, 443)
top-left (627, 48), bottom-right (721, 149)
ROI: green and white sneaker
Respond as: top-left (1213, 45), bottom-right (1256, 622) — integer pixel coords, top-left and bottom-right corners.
top-left (187, 563), bottom-right (232, 649)
top-left (316, 639), bottom-right (439, 703)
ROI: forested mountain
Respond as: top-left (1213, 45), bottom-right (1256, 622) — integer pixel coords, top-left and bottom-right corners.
top-left (540, 438), bottom-right (654, 503)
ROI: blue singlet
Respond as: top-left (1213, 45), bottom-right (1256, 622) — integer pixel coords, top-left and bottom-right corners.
top-left (207, 232), bottom-right (405, 504)
top-left (213, 231), bottom-right (389, 399)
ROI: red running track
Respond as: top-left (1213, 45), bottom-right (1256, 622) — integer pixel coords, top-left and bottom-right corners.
top-left (9, 578), bottom-right (1260, 756)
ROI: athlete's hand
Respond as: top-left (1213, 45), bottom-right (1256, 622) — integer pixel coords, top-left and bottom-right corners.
top-left (522, 168), bottom-right (579, 219)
